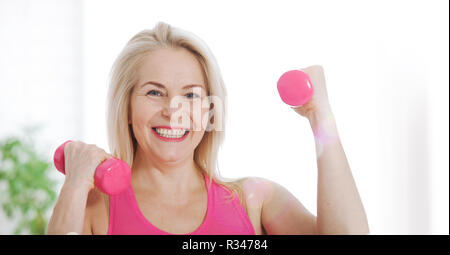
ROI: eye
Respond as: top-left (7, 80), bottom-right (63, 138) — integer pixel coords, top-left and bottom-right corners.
top-left (147, 90), bottom-right (163, 96)
top-left (185, 92), bottom-right (200, 99)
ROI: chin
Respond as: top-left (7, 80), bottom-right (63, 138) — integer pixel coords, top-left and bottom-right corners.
top-left (156, 149), bottom-right (187, 163)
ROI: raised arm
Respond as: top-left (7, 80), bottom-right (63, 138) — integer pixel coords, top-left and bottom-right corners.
top-left (46, 141), bottom-right (112, 234)
top-left (261, 65), bottom-right (369, 235)
top-left (309, 109), bottom-right (369, 234)
top-left (46, 181), bottom-right (92, 234)
top-left (294, 65), bottom-right (368, 234)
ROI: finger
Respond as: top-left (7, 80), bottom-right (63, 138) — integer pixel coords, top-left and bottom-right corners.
top-left (299, 67), bottom-right (312, 79)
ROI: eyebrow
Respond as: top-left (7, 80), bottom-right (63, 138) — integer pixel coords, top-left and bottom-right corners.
top-left (140, 81), bottom-right (205, 90)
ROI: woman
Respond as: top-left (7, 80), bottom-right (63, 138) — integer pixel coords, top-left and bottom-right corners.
top-left (47, 22), bottom-right (369, 235)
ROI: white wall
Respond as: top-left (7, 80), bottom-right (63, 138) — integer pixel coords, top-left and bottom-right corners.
top-left (0, 0), bottom-right (82, 234)
top-left (1, 0), bottom-right (448, 234)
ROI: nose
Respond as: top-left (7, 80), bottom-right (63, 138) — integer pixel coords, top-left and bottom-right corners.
top-left (161, 102), bottom-right (179, 118)
top-left (161, 97), bottom-right (191, 126)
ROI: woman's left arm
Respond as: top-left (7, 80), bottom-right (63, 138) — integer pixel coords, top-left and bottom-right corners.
top-left (260, 65), bottom-right (369, 235)
top-left (306, 108), bottom-right (370, 234)
top-left (294, 65), bottom-right (369, 234)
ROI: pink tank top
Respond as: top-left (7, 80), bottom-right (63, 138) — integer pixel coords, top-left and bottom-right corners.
top-left (107, 173), bottom-right (255, 235)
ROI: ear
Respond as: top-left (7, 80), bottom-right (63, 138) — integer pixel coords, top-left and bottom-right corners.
top-left (205, 113), bottom-right (214, 132)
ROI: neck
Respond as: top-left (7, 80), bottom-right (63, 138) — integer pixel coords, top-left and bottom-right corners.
top-left (131, 147), bottom-right (204, 198)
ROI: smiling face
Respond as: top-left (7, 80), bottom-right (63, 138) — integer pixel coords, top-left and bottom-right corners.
top-left (129, 47), bottom-right (210, 163)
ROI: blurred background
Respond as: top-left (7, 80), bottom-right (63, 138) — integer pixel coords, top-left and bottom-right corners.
top-left (0, 0), bottom-right (448, 234)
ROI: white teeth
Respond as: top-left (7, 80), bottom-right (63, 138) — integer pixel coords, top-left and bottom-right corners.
top-left (155, 128), bottom-right (187, 138)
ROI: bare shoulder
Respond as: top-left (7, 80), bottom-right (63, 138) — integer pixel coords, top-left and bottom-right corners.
top-left (228, 177), bottom-right (274, 235)
top-left (254, 178), bottom-right (317, 234)
top-left (231, 176), bottom-right (276, 212)
top-left (234, 176), bottom-right (317, 234)
top-left (233, 176), bottom-right (305, 208)
top-left (235, 176), bottom-right (274, 193)
top-left (84, 188), bottom-right (109, 234)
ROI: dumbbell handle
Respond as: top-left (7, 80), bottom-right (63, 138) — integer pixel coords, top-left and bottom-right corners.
top-left (53, 140), bottom-right (131, 195)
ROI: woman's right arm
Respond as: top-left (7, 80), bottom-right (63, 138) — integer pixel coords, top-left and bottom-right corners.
top-left (46, 141), bottom-right (112, 235)
top-left (46, 181), bottom-right (92, 234)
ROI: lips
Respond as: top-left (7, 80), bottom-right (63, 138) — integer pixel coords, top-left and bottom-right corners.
top-left (151, 126), bottom-right (190, 142)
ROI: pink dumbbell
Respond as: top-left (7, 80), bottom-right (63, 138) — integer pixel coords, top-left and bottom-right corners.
top-left (53, 140), bottom-right (131, 195)
top-left (277, 70), bottom-right (314, 107)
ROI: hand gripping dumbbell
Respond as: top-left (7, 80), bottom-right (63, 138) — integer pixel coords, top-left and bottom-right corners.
top-left (53, 140), bottom-right (131, 195)
top-left (277, 70), bottom-right (314, 107)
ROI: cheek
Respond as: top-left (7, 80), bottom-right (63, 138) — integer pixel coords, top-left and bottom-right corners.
top-left (185, 101), bottom-right (207, 131)
top-left (189, 130), bottom-right (206, 148)
top-left (191, 106), bottom-right (211, 130)
top-left (132, 100), bottom-right (159, 123)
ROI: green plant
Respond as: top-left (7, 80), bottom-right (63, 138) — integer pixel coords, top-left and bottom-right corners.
top-left (0, 131), bottom-right (57, 235)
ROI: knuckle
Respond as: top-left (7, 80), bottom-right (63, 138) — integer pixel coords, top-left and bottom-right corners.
top-left (85, 144), bottom-right (100, 153)
top-left (305, 65), bottom-right (323, 73)
top-left (91, 148), bottom-right (107, 160)
top-left (313, 65), bottom-right (324, 72)
top-left (69, 141), bottom-right (83, 152)
top-left (65, 142), bottom-right (73, 152)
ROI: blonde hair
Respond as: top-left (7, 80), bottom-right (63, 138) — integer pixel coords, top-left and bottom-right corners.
top-left (106, 22), bottom-right (248, 214)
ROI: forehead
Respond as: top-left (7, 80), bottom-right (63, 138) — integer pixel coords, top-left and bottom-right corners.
top-left (137, 47), bottom-right (206, 88)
